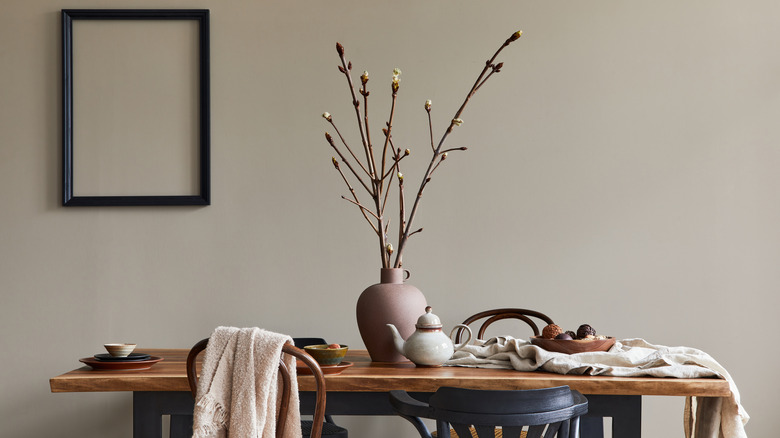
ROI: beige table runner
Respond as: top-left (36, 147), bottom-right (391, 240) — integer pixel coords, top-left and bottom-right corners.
top-left (446, 337), bottom-right (748, 438)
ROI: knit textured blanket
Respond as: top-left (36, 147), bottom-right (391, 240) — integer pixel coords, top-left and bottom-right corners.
top-left (445, 337), bottom-right (748, 438)
top-left (193, 327), bottom-right (301, 438)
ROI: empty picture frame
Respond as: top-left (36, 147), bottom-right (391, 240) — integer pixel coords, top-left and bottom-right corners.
top-left (62, 9), bottom-right (210, 206)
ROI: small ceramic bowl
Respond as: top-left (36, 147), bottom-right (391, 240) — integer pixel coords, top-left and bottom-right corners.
top-left (104, 343), bottom-right (137, 357)
top-left (303, 344), bottom-right (348, 366)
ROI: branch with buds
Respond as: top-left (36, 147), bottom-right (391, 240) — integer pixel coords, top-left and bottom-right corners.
top-left (323, 31), bottom-right (523, 268)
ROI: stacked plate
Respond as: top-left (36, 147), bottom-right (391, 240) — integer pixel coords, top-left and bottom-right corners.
top-left (80, 352), bottom-right (163, 370)
top-left (93, 353), bottom-right (151, 361)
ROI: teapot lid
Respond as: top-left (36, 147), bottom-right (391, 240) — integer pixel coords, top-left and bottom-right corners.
top-left (415, 306), bottom-right (442, 329)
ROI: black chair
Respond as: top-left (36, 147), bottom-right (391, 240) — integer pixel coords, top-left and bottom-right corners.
top-left (390, 385), bottom-right (587, 438)
top-left (453, 308), bottom-right (555, 343)
top-left (187, 336), bottom-right (348, 438)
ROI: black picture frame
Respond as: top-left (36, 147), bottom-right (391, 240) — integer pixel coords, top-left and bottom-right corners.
top-left (62, 9), bottom-right (210, 206)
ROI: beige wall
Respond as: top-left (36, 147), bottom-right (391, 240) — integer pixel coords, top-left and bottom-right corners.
top-left (1, 0), bottom-right (777, 436)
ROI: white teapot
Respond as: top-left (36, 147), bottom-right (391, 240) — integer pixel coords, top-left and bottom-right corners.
top-left (387, 306), bottom-right (472, 367)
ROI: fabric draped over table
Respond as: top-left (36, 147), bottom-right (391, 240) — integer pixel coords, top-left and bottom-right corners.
top-left (445, 337), bottom-right (748, 438)
top-left (193, 326), bottom-right (302, 438)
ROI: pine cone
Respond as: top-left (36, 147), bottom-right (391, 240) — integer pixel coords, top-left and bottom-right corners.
top-left (542, 324), bottom-right (563, 339)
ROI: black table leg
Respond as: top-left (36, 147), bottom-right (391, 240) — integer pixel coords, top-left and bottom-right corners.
top-left (581, 416), bottom-right (604, 438)
top-left (170, 414), bottom-right (193, 438)
top-left (133, 392), bottom-right (195, 438)
top-left (583, 394), bottom-right (642, 438)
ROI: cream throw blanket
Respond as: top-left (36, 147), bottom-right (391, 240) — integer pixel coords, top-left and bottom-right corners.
top-left (446, 337), bottom-right (748, 438)
top-left (192, 327), bottom-right (302, 438)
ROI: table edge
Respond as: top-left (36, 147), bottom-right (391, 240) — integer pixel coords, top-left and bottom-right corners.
top-left (49, 349), bottom-right (733, 398)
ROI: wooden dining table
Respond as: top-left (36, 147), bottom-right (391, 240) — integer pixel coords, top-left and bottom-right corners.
top-left (50, 348), bottom-right (731, 438)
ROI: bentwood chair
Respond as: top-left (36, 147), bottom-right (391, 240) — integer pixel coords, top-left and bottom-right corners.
top-left (390, 386), bottom-right (588, 438)
top-left (453, 308), bottom-right (555, 343)
top-left (187, 338), bottom-right (340, 438)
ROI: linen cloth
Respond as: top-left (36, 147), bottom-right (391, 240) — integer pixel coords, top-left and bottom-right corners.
top-left (445, 337), bottom-right (748, 438)
top-left (193, 326), bottom-right (302, 438)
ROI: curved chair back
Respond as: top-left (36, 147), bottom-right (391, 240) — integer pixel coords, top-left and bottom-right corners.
top-left (454, 308), bottom-right (555, 343)
top-left (293, 337), bottom-right (327, 349)
top-left (390, 386), bottom-right (587, 438)
top-left (186, 338), bottom-right (327, 438)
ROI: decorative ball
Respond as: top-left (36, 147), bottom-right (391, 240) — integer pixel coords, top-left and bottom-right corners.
top-left (555, 332), bottom-right (573, 340)
top-left (576, 324), bottom-right (597, 339)
top-left (542, 324), bottom-right (564, 339)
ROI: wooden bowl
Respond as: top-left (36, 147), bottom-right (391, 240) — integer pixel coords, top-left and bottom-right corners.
top-left (530, 336), bottom-right (615, 354)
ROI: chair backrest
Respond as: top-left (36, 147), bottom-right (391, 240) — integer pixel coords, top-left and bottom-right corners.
top-left (453, 308), bottom-right (555, 343)
top-left (293, 337), bottom-right (327, 349)
top-left (186, 338), bottom-right (327, 438)
top-left (395, 386), bottom-right (587, 438)
top-left (431, 386), bottom-right (587, 438)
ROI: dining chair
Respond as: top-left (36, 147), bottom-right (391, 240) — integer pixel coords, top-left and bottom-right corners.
top-left (187, 337), bottom-right (341, 438)
top-left (389, 385), bottom-right (588, 438)
top-left (452, 308), bottom-right (555, 343)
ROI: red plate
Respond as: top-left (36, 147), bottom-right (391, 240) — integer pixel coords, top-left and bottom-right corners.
top-left (297, 361), bottom-right (353, 375)
top-left (79, 356), bottom-right (163, 371)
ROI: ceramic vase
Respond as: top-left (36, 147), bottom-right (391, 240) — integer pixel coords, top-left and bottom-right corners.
top-left (356, 268), bottom-right (427, 362)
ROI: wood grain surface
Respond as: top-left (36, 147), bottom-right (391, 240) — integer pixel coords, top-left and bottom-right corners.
top-left (50, 348), bottom-right (731, 397)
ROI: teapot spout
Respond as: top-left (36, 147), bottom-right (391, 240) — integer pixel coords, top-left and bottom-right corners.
top-left (386, 324), bottom-right (406, 356)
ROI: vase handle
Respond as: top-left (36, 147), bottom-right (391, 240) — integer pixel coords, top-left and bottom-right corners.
top-left (403, 269), bottom-right (411, 281)
top-left (450, 324), bottom-right (472, 352)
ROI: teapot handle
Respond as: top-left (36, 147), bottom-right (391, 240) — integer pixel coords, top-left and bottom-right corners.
top-left (450, 324), bottom-right (472, 352)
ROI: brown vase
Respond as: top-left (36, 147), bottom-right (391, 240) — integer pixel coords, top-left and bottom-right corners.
top-left (356, 268), bottom-right (428, 362)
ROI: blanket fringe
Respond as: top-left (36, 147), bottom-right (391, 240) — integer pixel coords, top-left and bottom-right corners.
top-left (193, 394), bottom-right (228, 437)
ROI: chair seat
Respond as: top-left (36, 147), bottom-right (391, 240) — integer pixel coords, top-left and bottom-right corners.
top-left (433, 427), bottom-right (527, 438)
top-left (301, 420), bottom-right (349, 438)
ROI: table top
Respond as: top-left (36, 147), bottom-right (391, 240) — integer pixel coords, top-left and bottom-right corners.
top-left (50, 348), bottom-right (731, 397)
